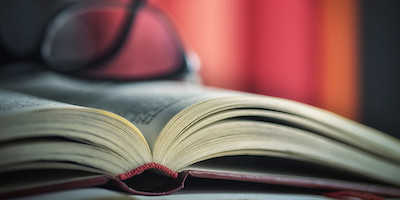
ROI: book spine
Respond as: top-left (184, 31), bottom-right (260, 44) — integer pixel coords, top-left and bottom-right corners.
top-left (119, 163), bottom-right (178, 180)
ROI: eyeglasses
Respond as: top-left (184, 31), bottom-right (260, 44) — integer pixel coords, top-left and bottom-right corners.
top-left (0, 0), bottom-right (190, 81)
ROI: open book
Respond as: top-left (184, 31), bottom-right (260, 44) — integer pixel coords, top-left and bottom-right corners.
top-left (1, 72), bottom-right (400, 199)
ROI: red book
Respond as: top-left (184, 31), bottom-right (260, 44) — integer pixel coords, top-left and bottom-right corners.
top-left (250, 0), bottom-right (319, 106)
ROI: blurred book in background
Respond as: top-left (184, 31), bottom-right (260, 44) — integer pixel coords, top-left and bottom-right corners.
top-left (150, 0), bottom-right (400, 138)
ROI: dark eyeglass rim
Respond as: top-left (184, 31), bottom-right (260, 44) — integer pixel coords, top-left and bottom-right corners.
top-left (0, 0), bottom-right (190, 81)
top-left (43, 0), bottom-right (145, 72)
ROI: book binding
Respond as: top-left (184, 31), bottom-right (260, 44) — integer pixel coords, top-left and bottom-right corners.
top-left (119, 163), bottom-right (178, 180)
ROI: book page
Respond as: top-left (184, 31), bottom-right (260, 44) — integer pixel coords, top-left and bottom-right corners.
top-left (0, 72), bottom-right (234, 149)
top-left (95, 82), bottom-right (236, 149)
top-left (0, 90), bottom-right (153, 176)
top-left (0, 89), bottom-right (71, 116)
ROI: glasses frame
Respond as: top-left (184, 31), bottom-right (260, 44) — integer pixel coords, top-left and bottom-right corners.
top-left (1, 0), bottom-right (190, 81)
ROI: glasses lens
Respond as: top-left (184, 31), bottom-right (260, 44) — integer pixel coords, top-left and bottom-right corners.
top-left (43, 4), bottom-right (128, 70)
top-left (43, 2), bottom-right (187, 80)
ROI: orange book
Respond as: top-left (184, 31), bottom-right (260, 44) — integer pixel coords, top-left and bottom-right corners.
top-left (318, 0), bottom-right (360, 120)
top-left (150, 0), bottom-right (251, 92)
